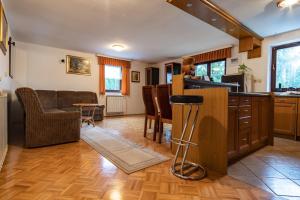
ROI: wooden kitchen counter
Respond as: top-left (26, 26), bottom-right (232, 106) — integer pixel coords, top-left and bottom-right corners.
top-left (172, 75), bottom-right (274, 175)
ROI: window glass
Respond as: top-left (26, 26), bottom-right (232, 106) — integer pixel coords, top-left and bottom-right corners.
top-left (105, 65), bottom-right (122, 92)
top-left (211, 60), bottom-right (226, 83)
top-left (195, 64), bottom-right (208, 77)
top-left (276, 45), bottom-right (300, 89)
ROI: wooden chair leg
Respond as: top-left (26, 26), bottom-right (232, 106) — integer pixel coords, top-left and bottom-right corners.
top-left (159, 121), bottom-right (163, 144)
top-left (153, 118), bottom-right (158, 141)
top-left (144, 116), bottom-right (148, 137)
top-left (149, 119), bottom-right (152, 129)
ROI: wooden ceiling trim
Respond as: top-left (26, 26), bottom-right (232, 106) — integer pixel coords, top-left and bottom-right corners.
top-left (167, 0), bottom-right (264, 58)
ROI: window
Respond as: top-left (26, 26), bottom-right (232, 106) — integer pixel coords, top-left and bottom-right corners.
top-left (105, 65), bottom-right (122, 92)
top-left (195, 59), bottom-right (226, 82)
top-left (271, 41), bottom-right (300, 91)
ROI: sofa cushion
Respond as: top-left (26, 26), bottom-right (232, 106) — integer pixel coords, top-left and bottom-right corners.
top-left (57, 91), bottom-right (78, 109)
top-left (44, 108), bottom-right (66, 113)
top-left (61, 107), bottom-right (79, 112)
top-left (36, 90), bottom-right (58, 109)
top-left (76, 91), bottom-right (98, 103)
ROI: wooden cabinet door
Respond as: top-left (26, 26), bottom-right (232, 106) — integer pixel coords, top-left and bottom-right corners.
top-left (251, 98), bottom-right (260, 145)
top-left (260, 98), bottom-right (270, 141)
top-left (274, 102), bottom-right (297, 136)
top-left (228, 106), bottom-right (239, 158)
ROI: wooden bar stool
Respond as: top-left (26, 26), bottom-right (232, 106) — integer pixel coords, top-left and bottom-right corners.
top-left (170, 95), bottom-right (206, 180)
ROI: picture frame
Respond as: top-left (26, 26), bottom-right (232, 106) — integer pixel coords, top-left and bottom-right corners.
top-left (0, 2), bottom-right (8, 55)
top-left (66, 55), bottom-right (91, 76)
top-left (131, 71), bottom-right (140, 83)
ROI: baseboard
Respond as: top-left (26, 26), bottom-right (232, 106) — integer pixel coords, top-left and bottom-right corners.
top-left (0, 146), bottom-right (8, 172)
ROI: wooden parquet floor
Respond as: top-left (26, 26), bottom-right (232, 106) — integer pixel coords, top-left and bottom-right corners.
top-left (0, 115), bottom-right (282, 200)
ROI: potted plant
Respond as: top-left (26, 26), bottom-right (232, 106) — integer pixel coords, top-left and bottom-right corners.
top-left (238, 63), bottom-right (251, 74)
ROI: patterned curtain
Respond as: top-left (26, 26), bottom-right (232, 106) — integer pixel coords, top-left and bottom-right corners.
top-left (98, 56), bottom-right (131, 95)
top-left (192, 47), bottom-right (232, 63)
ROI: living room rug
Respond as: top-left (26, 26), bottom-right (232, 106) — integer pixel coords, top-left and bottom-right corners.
top-left (80, 127), bottom-right (169, 174)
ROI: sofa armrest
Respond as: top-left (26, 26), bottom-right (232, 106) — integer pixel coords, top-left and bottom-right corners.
top-left (43, 111), bottom-right (81, 120)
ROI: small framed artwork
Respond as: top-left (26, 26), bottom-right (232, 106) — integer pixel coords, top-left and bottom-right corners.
top-left (131, 71), bottom-right (140, 83)
top-left (0, 2), bottom-right (8, 55)
top-left (66, 55), bottom-right (91, 75)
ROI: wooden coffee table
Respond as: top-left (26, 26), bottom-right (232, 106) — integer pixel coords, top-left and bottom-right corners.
top-left (73, 103), bottom-right (101, 127)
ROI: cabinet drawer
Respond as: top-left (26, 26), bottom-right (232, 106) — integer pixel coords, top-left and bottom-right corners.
top-left (239, 106), bottom-right (252, 118)
top-left (229, 97), bottom-right (239, 106)
top-left (239, 117), bottom-right (251, 129)
top-left (275, 97), bottom-right (297, 104)
top-left (239, 97), bottom-right (251, 106)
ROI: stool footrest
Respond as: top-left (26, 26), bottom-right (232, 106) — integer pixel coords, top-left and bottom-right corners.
top-left (171, 138), bottom-right (198, 146)
top-left (171, 161), bottom-right (206, 180)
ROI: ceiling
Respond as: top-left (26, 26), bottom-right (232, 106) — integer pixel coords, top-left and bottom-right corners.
top-left (211, 0), bottom-right (300, 37)
top-left (3, 0), bottom-right (300, 63)
top-left (3, 0), bottom-right (236, 63)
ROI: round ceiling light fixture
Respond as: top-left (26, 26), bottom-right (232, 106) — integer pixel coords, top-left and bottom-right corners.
top-left (111, 44), bottom-right (125, 51)
top-left (277, 0), bottom-right (299, 8)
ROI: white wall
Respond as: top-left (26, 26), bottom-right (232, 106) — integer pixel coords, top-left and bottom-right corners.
top-left (156, 29), bottom-right (300, 92)
top-left (13, 42), bottom-right (148, 115)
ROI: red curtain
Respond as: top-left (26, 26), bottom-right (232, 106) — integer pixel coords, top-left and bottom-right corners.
top-left (97, 56), bottom-right (131, 95)
top-left (192, 47), bottom-right (232, 63)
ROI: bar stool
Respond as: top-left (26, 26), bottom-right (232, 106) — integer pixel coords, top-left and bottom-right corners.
top-left (170, 95), bottom-right (206, 180)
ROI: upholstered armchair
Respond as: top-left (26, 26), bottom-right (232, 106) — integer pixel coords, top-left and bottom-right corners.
top-left (15, 87), bottom-right (81, 148)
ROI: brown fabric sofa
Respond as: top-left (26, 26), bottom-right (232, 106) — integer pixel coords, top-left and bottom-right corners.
top-left (15, 87), bottom-right (81, 148)
top-left (36, 90), bottom-right (105, 121)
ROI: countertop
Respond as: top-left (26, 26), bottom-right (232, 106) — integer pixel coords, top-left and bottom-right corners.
top-left (184, 78), bottom-right (238, 89)
top-left (274, 92), bottom-right (300, 98)
top-left (229, 92), bottom-right (271, 97)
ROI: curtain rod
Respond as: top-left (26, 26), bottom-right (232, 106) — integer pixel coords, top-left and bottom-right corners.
top-left (95, 54), bottom-right (133, 62)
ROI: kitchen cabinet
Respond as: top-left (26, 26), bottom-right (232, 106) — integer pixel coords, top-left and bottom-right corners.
top-left (274, 97), bottom-right (297, 137)
top-left (228, 105), bottom-right (239, 159)
top-left (228, 95), bottom-right (272, 163)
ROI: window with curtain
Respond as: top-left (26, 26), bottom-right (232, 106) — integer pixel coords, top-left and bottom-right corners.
top-left (105, 65), bottom-right (122, 92)
top-left (195, 59), bottom-right (226, 82)
top-left (271, 41), bottom-right (300, 91)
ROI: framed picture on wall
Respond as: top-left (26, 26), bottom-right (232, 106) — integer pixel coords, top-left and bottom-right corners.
top-left (66, 55), bottom-right (91, 75)
top-left (0, 2), bottom-right (8, 55)
top-left (131, 71), bottom-right (140, 83)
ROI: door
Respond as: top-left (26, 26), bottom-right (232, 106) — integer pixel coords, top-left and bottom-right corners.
top-left (228, 106), bottom-right (239, 159)
top-left (274, 102), bottom-right (297, 136)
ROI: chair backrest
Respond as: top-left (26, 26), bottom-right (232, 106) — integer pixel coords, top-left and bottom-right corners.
top-left (156, 84), bottom-right (172, 120)
top-left (16, 87), bottom-right (44, 116)
top-left (142, 86), bottom-right (157, 116)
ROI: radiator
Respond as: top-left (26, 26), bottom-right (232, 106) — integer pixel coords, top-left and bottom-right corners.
top-left (106, 95), bottom-right (125, 115)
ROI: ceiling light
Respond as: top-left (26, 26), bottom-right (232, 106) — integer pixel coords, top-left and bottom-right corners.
top-left (211, 18), bottom-right (217, 22)
top-left (111, 44), bottom-right (125, 51)
top-left (277, 0), bottom-right (299, 8)
top-left (186, 3), bottom-right (193, 7)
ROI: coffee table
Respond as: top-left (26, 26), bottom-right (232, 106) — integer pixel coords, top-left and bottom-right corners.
top-left (73, 103), bottom-right (101, 127)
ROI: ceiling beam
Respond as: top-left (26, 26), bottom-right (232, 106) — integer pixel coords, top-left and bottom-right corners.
top-left (167, 0), bottom-right (263, 58)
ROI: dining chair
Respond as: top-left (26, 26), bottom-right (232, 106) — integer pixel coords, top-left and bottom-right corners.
top-left (156, 84), bottom-right (172, 143)
top-left (142, 86), bottom-right (159, 141)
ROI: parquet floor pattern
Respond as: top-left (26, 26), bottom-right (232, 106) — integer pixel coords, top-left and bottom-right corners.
top-left (0, 116), bottom-right (281, 200)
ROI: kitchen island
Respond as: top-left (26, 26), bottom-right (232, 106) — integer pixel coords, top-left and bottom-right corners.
top-left (172, 75), bottom-right (274, 174)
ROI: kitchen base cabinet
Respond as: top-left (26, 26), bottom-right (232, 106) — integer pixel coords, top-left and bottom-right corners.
top-left (228, 105), bottom-right (239, 160)
top-left (274, 97), bottom-right (298, 139)
top-left (228, 95), bottom-right (272, 163)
